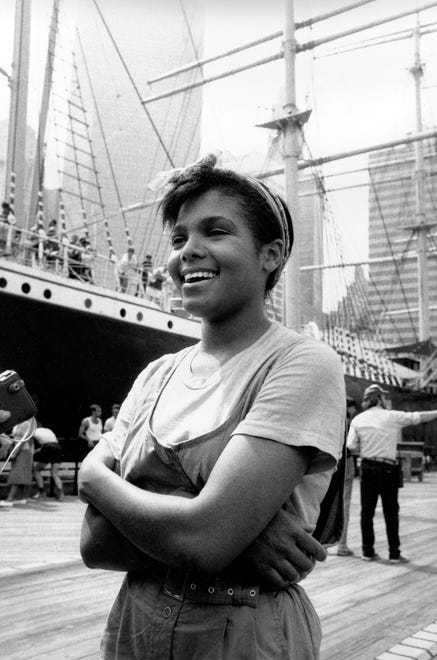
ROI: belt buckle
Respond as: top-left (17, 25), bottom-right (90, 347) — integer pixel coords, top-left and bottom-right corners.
top-left (163, 568), bottom-right (186, 601)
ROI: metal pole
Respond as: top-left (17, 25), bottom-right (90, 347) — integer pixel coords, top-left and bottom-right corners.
top-left (29, 0), bottom-right (60, 228)
top-left (148, 30), bottom-right (283, 84)
top-left (299, 0), bottom-right (437, 52)
top-left (297, 0), bottom-right (376, 28)
top-left (282, 0), bottom-right (301, 329)
top-left (143, 2), bottom-right (437, 105)
top-left (149, 0), bottom-right (376, 85)
top-left (300, 251), bottom-right (426, 272)
top-left (143, 53), bottom-right (282, 105)
top-left (254, 129), bottom-right (437, 179)
top-left (411, 12), bottom-right (431, 341)
top-left (5, 0), bottom-right (31, 223)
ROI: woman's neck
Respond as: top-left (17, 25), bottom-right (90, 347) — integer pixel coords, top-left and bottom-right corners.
top-left (199, 311), bottom-right (272, 363)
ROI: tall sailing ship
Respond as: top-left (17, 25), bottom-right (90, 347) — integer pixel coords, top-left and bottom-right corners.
top-left (1, 0), bottom-right (436, 443)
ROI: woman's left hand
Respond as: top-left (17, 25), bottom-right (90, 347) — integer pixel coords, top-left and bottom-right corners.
top-left (78, 440), bottom-right (116, 503)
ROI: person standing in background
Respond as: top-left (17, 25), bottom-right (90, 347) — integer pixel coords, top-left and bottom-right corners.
top-left (347, 384), bottom-right (437, 563)
top-left (336, 396), bottom-right (358, 556)
top-left (0, 421), bottom-right (33, 507)
top-left (116, 247), bottom-right (138, 293)
top-left (32, 422), bottom-right (64, 501)
top-left (103, 404), bottom-right (121, 433)
top-left (78, 404), bottom-right (103, 451)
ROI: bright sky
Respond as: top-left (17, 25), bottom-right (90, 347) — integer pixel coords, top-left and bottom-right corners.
top-left (1, 0), bottom-right (437, 263)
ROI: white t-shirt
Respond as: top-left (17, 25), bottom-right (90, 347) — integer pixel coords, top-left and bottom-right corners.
top-left (84, 417), bottom-right (102, 442)
top-left (151, 323), bottom-right (343, 470)
top-left (103, 416), bottom-right (116, 433)
top-left (105, 322), bottom-right (346, 531)
top-left (347, 406), bottom-right (421, 461)
top-left (33, 427), bottom-right (58, 445)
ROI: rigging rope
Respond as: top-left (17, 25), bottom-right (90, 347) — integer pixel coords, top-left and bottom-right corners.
top-left (138, 0), bottom-right (204, 265)
top-left (300, 135), bottom-right (399, 382)
top-left (92, 0), bottom-right (175, 168)
top-left (368, 165), bottom-right (419, 342)
top-left (76, 30), bottom-right (128, 257)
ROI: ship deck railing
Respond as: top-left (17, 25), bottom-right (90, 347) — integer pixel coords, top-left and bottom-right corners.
top-left (0, 223), bottom-right (188, 317)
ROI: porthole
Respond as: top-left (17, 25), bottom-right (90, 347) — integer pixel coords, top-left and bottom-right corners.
top-left (120, 308), bottom-right (126, 318)
top-left (167, 320), bottom-right (173, 329)
top-left (43, 289), bottom-right (52, 299)
top-left (0, 277), bottom-right (7, 288)
top-left (21, 283), bottom-right (31, 294)
top-left (84, 298), bottom-right (92, 309)
top-left (137, 312), bottom-right (143, 321)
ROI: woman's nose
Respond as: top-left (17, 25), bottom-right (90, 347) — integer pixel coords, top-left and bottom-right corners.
top-left (180, 234), bottom-right (206, 261)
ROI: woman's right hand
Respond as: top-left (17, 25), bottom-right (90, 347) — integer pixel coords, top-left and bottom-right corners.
top-left (239, 506), bottom-right (327, 590)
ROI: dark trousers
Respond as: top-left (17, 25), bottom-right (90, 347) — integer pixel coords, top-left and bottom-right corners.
top-left (360, 461), bottom-right (400, 559)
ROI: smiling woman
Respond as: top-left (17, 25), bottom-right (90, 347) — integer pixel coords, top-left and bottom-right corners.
top-left (78, 155), bottom-right (345, 660)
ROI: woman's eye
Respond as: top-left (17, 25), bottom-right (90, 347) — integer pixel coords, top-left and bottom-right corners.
top-left (209, 228), bottom-right (228, 236)
top-left (171, 235), bottom-right (185, 247)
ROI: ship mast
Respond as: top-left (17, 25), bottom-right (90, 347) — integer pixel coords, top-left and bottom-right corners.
top-left (408, 9), bottom-right (434, 342)
top-left (28, 0), bottom-right (61, 227)
top-left (282, 1), bottom-right (302, 329)
top-left (4, 0), bottom-right (31, 222)
top-left (256, 0), bottom-right (308, 329)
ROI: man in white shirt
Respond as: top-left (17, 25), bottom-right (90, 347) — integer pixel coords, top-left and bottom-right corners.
top-left (32, 423), bottom-right (64, 501)
top-left (103, 404), bottom-right (121, 433)
top-left (78, 404), bottom-right (103, 451)
top-left (347, 384), bottom-right (437, 563)
top-left (116, 247), bottom-right (138, 293)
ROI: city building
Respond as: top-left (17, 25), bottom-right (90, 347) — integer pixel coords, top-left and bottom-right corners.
top-left (367, 141), bottom-right (437, 348)
top-left (58, 0), bottom-right (204, 276)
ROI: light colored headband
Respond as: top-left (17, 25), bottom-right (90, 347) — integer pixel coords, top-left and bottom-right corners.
top-left (245, 175), bottom-right (291, 276)
top-left (148, 154), bottom-right (292, 284)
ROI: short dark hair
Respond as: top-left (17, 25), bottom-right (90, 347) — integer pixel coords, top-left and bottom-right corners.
top-left (363, 392), bottom-right (385, 409)
top-left (160, 160), bottom-right (293, 293)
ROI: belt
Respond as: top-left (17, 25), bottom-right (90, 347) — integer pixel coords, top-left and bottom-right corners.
top-left (162, 567), bottom-right (260, 608)
top-left (362, 457), bottom-right (397, 465)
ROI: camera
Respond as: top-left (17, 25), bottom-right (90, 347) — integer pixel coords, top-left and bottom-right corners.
top-left (0, 370), bottom-right (38, 434)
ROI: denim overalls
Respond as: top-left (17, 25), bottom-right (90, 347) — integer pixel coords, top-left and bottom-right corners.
top-left (101, 349), bottom-right (323, 659)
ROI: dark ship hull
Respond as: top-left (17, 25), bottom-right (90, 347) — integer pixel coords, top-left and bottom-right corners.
top-left (0, 260), bottom-right (199, 437)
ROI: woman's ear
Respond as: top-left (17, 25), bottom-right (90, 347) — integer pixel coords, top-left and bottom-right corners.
top-left (261, 239), bottom-right (283, 275)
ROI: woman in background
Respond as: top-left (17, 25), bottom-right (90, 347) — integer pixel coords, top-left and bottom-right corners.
top-left (0, 420), bottom-right (33, 507)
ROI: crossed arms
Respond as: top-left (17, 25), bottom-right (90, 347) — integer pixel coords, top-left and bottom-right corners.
top-left (79, 436), bottom-right (327, 588)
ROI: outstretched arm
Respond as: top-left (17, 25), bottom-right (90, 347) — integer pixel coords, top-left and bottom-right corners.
top-left (418, 409), bottom-right (437, 423)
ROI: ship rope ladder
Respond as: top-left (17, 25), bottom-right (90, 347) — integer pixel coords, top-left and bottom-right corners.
top-left (50, 37), bottom-right (119, 285)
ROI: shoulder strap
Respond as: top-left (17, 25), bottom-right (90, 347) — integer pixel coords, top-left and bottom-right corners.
top-left (312, 437), bottom-right (346, 545)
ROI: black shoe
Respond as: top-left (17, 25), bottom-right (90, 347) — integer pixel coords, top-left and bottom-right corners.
top-left (361, 553), bottom-right (381, 562)
top-left (388, 555), bottom-right (409, 564)
top-left (31, 491), bottom-right (47, 501)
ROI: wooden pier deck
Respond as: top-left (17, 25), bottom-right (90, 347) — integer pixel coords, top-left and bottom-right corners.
top-left (0, 472), bottom-right (436, 659)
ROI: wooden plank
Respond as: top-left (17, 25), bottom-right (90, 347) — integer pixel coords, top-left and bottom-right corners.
top-left (0, 472), bottom-right (436, 659)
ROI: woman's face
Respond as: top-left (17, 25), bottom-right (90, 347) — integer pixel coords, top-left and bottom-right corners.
top-left (167, 189), bottom-right (271, 323)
